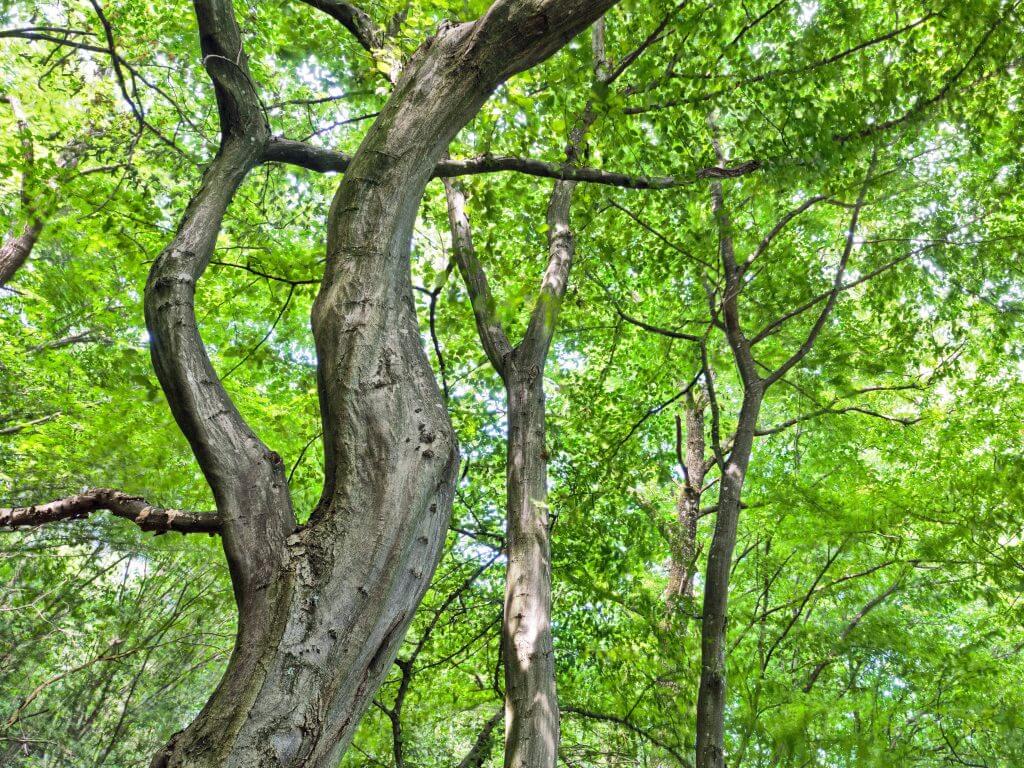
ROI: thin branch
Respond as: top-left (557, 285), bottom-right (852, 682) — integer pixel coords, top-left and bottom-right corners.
top-left (740, 195), bottom-right (828, 274)
top-left (262, 137), bottom-right (760, 188)
top-left (763, 154), bottom-right (876, 388)
top-left (562, 706), bottom-right (691, 766)
top-left (456, 708), bottom-right (504, 768)
top-left (802, 577), bottom-right (903, 692)
top-left (443, 178), bottom-right (513, 376)
top-left (0, 412), bottom-right (62, 436)
top-left (0, 488), bottom-right (220, 534)
top-left (751, 248), bottom-right (914, 345)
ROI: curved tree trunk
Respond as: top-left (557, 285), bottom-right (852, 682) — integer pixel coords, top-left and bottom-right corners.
top-left (0, 220), bottom-right (43, 287)
top-left (141, 2), bottom-right (617, 766)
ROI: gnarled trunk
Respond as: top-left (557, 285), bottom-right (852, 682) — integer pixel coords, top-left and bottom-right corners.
top-left (143, 2), bottom-right (616, 766)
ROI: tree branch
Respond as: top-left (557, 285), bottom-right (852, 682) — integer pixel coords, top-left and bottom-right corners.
top-left (755, 403), bottom-right (919, 436)
top-left (0, 489), bottom-right (220, 534)
top-left (456, 708), bottom-right (504, 768)
top-left (261, 137), bottom-right (759, 188)
top-left (740, 195), bottom-right (828, 275)
top-left (298, 0), bottom-right (383, 51)
top-left (802, 577), bottom-right (903, 692)
top-left (443, 179), bottom-right (513, 377)
top-left (519, 178), bottom-right (576, 368)
top-left (0, 412), bottom-right (62, 436)
top-left (562, 706), bottom-right (690, 766)
top-left (763, 154), bottom-right (876, 388)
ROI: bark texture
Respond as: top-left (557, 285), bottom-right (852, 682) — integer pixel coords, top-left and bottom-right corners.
top-left (0, 95), bottom-right (42, 286)
top-left (0, 220), bottom-right (43, 286)
top-left (665, 398), bottom-right (706, 611)
top-left (695, 167), bottom-right (765, 768)
top-left (141, 1), bottom-right (618, 766)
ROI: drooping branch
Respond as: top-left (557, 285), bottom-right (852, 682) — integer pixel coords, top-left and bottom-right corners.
top-left (755, 403), bottom-right (920, 436)
top-left (262, 137), bottom-right (760, 188)
top-left (298, 0), bottom-right (384, 52)
top-left (0, 489), bottom-right (220, 534)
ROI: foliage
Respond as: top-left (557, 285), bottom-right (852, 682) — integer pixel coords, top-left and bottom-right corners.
top-left (1, 0), bottom-right (1023, 765)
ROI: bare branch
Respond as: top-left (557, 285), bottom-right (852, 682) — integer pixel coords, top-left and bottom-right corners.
top-left (0, 412), bottom-right (63, 436)
top-left (262, 137), bottom-right (760, 188)
top-left (456, 708), bottom-right (504, 768)
top-left (562, 706), bottom-right (690, 766)
top-left (740, 195), bottom-right (828, 274)
top-left (519, 179), bottom-right (577, 367)
top-left (802, 577), bottom-right (903, 692)
top-left (298, 0), bottom-right (384, 52)
top-left (0, 488), bottom-right (220, 534)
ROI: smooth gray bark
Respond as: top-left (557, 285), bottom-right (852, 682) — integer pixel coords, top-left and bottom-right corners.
top-left (446, 176), bottom-right (577, 768)
top-left (445, 172), bottom-right (578, 768)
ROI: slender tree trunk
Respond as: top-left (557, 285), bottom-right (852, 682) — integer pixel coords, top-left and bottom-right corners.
top-left (0, 220), bottom-right (43, 286)
top-left (446, 173), bottom-right (578, 768)
top-left (694, 389), bottom-right (762, 768)
top-left (665, 399), bottom-right (706, 612)
top-left (503, 370), bottom-right (558, 768)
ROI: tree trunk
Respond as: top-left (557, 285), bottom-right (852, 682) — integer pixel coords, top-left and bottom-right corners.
top-left (694, 389), bottom-right (762, 768)
top-left (142, 2), bottom-right (617, 766)
top-left (503, 369), bottom-right (558, 768)
top-left (665, 399), bottom-right (706, 612)
top-left (0, 219), bottom-right (42, 286)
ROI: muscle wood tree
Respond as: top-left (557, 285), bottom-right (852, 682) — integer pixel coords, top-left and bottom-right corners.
top-left (1, 0), bottom-right (619, 764)
top-left (693, 137), bottom-right (876, 768)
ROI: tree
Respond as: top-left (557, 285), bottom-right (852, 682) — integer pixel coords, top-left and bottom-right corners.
top-left (2, 0), bottom-right (619, 764)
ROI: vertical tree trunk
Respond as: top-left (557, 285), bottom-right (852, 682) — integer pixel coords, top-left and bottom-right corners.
top-left (694, 391), bottom-right (762, 768)
top-left (665, 398), bottom-right (707, 612)
top-left (446, 173), bottom-right (578, 768)
top-left (503, 370), bottom-right (558, 768)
